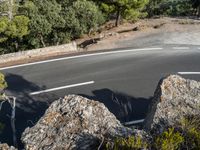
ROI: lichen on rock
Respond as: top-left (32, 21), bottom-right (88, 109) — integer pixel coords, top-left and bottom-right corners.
top-left (21, 95), bottom-right (133, 150)
top-left (0, 143), bottom-right (17, 150)
top-left (144, 75), bottom-right (200, 133)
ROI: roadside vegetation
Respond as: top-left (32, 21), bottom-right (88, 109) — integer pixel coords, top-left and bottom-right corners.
top-left (0, 0), bottom-right (199, 55)
top-left (105, 115), bottom-right (200, 150)
top-left (0, 73), bottom-right (17, 147)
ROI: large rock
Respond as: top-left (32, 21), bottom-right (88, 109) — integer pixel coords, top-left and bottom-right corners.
top-left (0, 144), bottom-right (17, 150)
top-left (21, 95), bottom-right (132, 150)
top-left (144, 75), bottom-right (200, 133)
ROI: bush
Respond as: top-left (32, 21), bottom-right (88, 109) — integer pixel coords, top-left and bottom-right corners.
top-left (62, 0), bottom-right (105, 39)
top-left (154, 128), bottom-right (184, 150)
top-left (104, 114), bottom-right (200, 150)
top-left (179, 115), bottom-right (200, 149)
top-left (147, 0), bottom-right (195, 17)
top-left (105, 135), bottom-right (148, 150)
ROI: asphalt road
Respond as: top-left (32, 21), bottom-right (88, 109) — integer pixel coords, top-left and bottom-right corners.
top-left (0, 45), bottom-right (200, 146)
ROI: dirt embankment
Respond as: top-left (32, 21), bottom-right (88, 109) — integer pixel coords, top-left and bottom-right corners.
top-left (78, 17), bottom-right (200, 51)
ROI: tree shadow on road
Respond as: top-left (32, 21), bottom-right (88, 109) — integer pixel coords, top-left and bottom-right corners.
top-left (0, 73), bottom-right (57, 148)
top-left (80, 88), bottom-right (152, 124)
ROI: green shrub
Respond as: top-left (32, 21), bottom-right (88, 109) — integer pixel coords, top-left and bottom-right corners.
top-left (106, 135), bottom-right (148, 150)
top-left (62, 0), bottom-right (105, 38)
top-left (179, 115), bottom-right (200, 149)
top-left (154, 128), bottom-right (184, 150)
top-left (0, 73), bottom-right (7, 96)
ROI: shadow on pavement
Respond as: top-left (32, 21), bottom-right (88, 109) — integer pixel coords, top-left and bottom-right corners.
top-left (0, 74), bottom-right (152, 148)
top-left (0, 74), bottom-right (55, 148)
top-left (80, 88), bottom-right (152, 123)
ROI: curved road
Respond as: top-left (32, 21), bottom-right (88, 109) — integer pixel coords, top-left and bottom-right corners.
top-left (0, 45), bottom-right (200, 145)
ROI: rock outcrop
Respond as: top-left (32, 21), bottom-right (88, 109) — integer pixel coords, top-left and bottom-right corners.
top-left (144, 75), bottom-right (200, 133)
top-left (21, 95), bottom-right (133, 150)
top-left (18, 75), bottom-right (200, 149)
top-left (0, 144), bottom-right (17, 150)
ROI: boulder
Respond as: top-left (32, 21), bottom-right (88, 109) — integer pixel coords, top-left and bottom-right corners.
top-left (0, 144), bottom-right (17, 150)
top-left (144, 75), bottom-right (200, 133)
top-left (21, 95), bottom-right (132, 150)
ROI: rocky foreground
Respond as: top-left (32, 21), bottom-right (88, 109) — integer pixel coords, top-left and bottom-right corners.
top-left (1, 75), bottom-right (200, 150)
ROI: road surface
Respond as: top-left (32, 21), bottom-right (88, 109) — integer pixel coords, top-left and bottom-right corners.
top-left (0, 44), bottom-right (200, 146)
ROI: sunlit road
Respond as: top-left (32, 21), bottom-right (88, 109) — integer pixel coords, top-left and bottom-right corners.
top-left (0, 45), bottom-right (200, 145)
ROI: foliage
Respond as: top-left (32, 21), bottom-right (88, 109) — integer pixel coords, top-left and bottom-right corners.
top-left (0, 72), bottom-right (7, 95)
top-left (20, 0), bottom-right (104, 49)
top-left (147, 0), bottom-right (199, 17)
top-left (94, 0), bottom-right (149, 26)
top-left (105, 114), bottom-right (200, 150)
top-left (154, 128), bottom-right (184, 150)
top-left (0, 16), bottom-right (9, 43)
top-left (5, 15), bottom-right (29, 39)
top-left (0, 15), bottom-right (29, 53)
top-left (59, 0), bottom-right (105, 38)
top-left (0, 0), bottom-right (199, 54)
top-left (0, 0), bottom-right (18, 19)
top-left (179, 115), bottom-right (200, 149)
top-left (191, 0), bottom-right (200, 16)
top-left (21, 0), bottom-right (65, 48)
top-left (0, 73), bottom-right (7, 101)
top-left (106, 135), bottom-right (148, 150)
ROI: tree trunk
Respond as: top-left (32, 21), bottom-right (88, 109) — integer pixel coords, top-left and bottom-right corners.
top-left (115, 7), bottom-right (121, 27)
top-left (8, 0), bottom-right (13, 21)
top-left (14, 40), bottom-right (18, 51)
top-left (1, 96), bottom-right (18, 147)
top-left (10, 97), bottom-right (17, 147)
top-left (39, 34), bottom-right (46, 47)
top-left (198, 5), bottom-right (200, 17)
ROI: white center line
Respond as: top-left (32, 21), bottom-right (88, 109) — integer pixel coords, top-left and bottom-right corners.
top-left (0, 47), bottom-right (163, 70)
top-left (30, 81), bottom-right (95, 96)
top-left (123, 119), bottom-right (145, 126)
top-left (172, 47), bottom-right (189, 50)
top-left (178, 72), bottom-right (200, 75)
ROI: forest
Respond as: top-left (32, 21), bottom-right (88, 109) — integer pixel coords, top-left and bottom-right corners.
top-left (0, 0), bottom-right (199, 54)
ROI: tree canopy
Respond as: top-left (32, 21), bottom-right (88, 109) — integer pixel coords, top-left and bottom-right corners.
top-left (0, 0), bottom-right (199, 54)
top-left (94, 0), bottom-right (149, 26)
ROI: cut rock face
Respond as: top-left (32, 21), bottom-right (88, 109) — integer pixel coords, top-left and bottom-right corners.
top-left (21, 95), bottom-right (132, 150)
top-left (144, 75), bottom-right (200, 133)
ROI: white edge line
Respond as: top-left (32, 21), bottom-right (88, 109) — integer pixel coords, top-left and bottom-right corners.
top-left (0, 47), bottom-right (163, 70)
top-left (30, 81), bottom-right (95, 96)
top-left (123, 119), bottom-right (145, 126)
top-left (172, 47), bottom-right (189, 49)
top-left (178, 72), bottom-right (200, 75)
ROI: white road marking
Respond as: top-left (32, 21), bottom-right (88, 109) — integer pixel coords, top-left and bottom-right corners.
top-left (123, 119), bottom-right (145, 126)
top-left (198, 47), bottom-right (200, 50)
top-left (178, 72), bottom-right (200, 75)
top-left (172, 47), bottom-right (189, 50)
top-left (0, 47), bottom-right (163, 70)
top-left (30, 81), bottom-right (95, 95)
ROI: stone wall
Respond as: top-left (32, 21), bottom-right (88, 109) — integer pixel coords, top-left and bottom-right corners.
top-left (0, 42), bottom-right (78, 65)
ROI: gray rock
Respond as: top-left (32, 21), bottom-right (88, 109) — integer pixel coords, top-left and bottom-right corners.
top-left (144, 75), bottom-right (200, 133)
top-left (0, 144), bottom-right (17, 150)
top-left (21, 95), bottom-right (132, 150)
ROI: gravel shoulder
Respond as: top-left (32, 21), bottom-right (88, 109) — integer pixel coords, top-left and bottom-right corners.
top-left (84, 17), bottom-right (200, 51)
